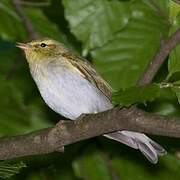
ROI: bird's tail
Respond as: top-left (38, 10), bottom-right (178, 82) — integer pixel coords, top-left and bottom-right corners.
top-left (104, 131), bottom-right (166, 164)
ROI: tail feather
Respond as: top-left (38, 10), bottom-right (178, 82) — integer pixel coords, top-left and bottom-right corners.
top-left (104, 131), bottom-right (166, 164)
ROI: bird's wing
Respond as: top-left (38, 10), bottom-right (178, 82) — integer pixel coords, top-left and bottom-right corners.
top-left (61, 53), bottom-right (112, 100)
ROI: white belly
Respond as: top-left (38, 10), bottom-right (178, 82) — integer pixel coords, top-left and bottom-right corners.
top-left (32, 65), bottom-right (113, 120)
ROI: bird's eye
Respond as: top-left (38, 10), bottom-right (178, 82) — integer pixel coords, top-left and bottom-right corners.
top-left (40, 43), bottom-right (47, 47)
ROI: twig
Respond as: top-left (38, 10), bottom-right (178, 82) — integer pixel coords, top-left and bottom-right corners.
top-left (138, 29), bottom-right (180, 86)
top-left (11, 0), bottom-right (39, 40)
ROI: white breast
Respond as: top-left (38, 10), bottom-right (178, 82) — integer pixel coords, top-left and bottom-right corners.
top-left (31, 62), bottom-right (113, 120)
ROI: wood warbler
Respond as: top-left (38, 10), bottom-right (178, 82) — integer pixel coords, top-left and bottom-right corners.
top-left (16, 38), bottom-right (166, 163)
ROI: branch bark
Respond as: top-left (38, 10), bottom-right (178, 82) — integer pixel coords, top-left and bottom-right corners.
top-left (138, 29), bottom-right (180, 86)
top-left (0, 107), bottom-right (180, 160)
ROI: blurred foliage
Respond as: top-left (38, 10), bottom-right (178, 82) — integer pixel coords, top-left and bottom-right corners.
top-left (0, 161), bottom-right (26, 179)
top-left (0, 0), bottom-right (179, 179)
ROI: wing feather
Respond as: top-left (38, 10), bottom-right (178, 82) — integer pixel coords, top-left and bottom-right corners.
top-left (61, 53), bottom-right (112, 100)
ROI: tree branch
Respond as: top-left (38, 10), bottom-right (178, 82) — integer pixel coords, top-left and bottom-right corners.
top-left (138, 29), bottom-right (180, 86)
top-left (0, 107), bottom-right (180, 160)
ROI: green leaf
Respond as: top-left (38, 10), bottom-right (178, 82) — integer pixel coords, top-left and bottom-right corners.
top-left (141, 81), bottom-right (180, 116)
top-left (172, 86), bottom-right (180, 104)
top-left (0, 161), bottom-right (26, 179)
top-left (143, 0), bottom-right (169, 16)
top-left (169, 0), bottom-right (180, 21)
top-left (63, 0), bottom-right (131, 50)
top-left (168, 12), bottom-right (180, 78)
top-left (112, 84), bottom-right (161, 106)
top-left (91, 0), bottom-right (169, 89)
top-left (169, 81), bottom-right (180, 104)
top-left (72, 148), bottom-right (111, 180)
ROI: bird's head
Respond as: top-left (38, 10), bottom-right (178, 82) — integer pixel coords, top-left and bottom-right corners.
top-left (16, 38), bottom-right (68, 64)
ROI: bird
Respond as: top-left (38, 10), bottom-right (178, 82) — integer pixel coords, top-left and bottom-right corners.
top-left (16, 38), bottom-right (166, 163)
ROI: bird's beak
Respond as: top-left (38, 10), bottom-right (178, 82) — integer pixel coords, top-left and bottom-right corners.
top-left (16, 42), bottom-right (31, 50)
